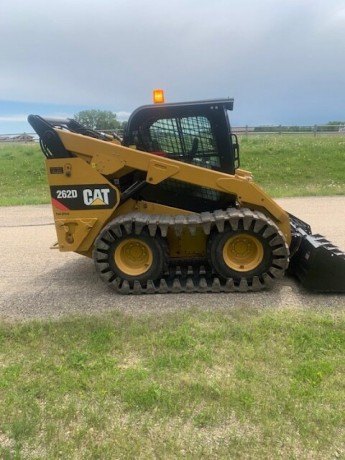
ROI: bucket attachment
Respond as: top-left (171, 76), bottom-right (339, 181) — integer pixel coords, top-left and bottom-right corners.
top-left (289, 230), bottom-right (345, 293)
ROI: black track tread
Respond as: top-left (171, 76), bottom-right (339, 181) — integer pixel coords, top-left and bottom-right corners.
top-left (93, 208), bottom-right (290, 295)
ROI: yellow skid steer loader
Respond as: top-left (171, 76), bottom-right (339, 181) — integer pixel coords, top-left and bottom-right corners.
top-left (28, 95), bottom-right (345, 294)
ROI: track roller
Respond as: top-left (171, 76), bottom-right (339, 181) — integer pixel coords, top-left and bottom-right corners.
top-left (207, 209), bottom-right (290, 288)
top-left (93, 223), bottom-right (167, 287)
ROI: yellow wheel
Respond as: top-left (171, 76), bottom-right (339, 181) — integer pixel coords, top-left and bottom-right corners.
top-left (93, 228), bottom-right (166, 286)
top-left (223, 234), bottom-right (264, 272)
top-left (206, 212), bottom-right (288, 285)
top-left (114, 238), bottom-right (153, 276)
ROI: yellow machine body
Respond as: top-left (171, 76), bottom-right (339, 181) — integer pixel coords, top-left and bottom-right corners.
top-left (46, 130), bottom-right (291, 259)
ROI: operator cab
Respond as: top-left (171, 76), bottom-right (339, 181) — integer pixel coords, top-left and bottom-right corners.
top-left (123, 98), bottom-right (239, 175)
top-left (122, 97), bottom-right (239, 213)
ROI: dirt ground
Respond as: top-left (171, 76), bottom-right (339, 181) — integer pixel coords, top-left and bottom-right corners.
top-left (0, 197), bottom-right (344, 321)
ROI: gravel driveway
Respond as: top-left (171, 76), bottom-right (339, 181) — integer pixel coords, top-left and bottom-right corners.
top-left (1, 197), bottom-right (344, 321)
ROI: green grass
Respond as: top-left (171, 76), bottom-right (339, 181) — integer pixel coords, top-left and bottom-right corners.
top-left (0, 144), bottom-right (48, 206)
top-left (240, 135), bottom-right (345, 197)
top-left (0, 308), bottom-right (344, 459)
top-left (0, 135), bottom-right (345, 205)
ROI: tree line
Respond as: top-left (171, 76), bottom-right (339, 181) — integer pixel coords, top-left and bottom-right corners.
top-left (74, 110), bottom-right (127, 132)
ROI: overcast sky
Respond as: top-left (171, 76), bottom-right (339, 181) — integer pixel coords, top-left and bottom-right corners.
top-left (1, 0), bottom-right (345, 133)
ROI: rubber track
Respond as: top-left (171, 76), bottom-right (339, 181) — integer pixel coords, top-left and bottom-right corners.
top-left (93, 208), bottom-right (290, 294)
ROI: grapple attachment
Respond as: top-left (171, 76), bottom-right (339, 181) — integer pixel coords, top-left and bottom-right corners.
top-left (290, 229), bottom-right (345, 293)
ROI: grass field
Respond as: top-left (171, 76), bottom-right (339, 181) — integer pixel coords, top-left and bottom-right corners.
top-left (239, 135), bottom-right (345, 197)
top-left (0, 135), bottom-right (345, 205)
top-left (0, 308), bottom-right (344, 459)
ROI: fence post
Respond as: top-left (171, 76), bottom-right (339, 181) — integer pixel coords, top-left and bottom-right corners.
top-left (313, 124), bottom-right (317, 137)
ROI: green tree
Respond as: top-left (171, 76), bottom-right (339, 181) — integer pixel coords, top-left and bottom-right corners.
top-left (324, 121), bottom-right (345, 132)
top-left (74, 110), bottom-right (121, 131)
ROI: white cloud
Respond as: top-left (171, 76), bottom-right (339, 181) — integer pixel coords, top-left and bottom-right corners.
top-left (1, 0), bottom-right (345, 124)
top-left (0, 115), bottom-right (28, 123)
top-left (115, 111), bottom-right (131, 121)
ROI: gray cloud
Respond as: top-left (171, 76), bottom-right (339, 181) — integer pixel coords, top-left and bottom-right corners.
top-left (1, 0), bottom-right (345, 124)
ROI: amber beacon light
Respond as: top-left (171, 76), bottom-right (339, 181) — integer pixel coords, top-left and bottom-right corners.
top-left (153, 89), bottom-right (165, 104)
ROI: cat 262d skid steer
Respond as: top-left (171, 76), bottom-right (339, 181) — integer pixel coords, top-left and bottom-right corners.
top-left (28, 91), bottom-right (345, 294)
